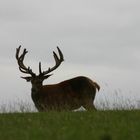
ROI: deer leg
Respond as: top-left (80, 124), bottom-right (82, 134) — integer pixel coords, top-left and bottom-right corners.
top-left (83, 100), bottom-right (97, 111)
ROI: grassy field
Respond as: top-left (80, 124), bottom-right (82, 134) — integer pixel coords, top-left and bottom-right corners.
top-left (0, 110), bottom-right (140, 140)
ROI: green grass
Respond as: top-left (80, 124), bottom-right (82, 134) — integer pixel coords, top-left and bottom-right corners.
top-left (0, 110), bottom-right (140, 140)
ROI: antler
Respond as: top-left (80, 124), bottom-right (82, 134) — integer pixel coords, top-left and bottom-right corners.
top-left (16, 46), bottom-right (36, 76)
top-left (39, 46), bottom-right (64, 76)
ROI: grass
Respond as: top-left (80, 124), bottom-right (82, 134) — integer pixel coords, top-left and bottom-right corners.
top-left (0, 93), bottom-right (139, 140)
top-left (0, 110), bottom-right (140, 140)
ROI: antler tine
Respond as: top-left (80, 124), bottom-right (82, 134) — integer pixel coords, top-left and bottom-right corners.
top-left (16, 46), bottom-right (26, 71)
top-left (57, 46), bottom-right (64, 61)
top-left (16, 46), bottom-right (35, 76)
top-left (40, 47), bottom-right (64, 75)
top-left (19, 48), bottom-right (28, 61)
top-left (16, 45), bottom-right (21, 59)
top-left (39, 62), bottom-right (42, 74)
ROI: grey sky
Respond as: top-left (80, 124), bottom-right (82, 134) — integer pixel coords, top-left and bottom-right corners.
top-left (0, 0), bottom-right (140, 107)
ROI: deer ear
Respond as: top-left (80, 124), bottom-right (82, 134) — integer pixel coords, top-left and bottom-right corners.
top-left (21, 76), bottom-right (32, 82)
top-left (43, 74), bottom-right (53, 80)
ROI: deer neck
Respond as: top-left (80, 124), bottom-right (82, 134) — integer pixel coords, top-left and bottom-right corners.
top-left (31, 83), bottom-right (42, 95)
top-left (31, 83), bottom-right (43, 111)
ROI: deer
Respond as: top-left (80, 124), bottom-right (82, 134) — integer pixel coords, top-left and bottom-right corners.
top-left (16, 46), bottom-right (100, 111)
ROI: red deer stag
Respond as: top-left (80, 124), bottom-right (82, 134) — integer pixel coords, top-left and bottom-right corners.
top-left (16, 46), bottom-right (100, 111)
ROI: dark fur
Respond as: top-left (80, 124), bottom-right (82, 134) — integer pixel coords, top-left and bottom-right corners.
top-left (31, 76), bottom-right (100, 111)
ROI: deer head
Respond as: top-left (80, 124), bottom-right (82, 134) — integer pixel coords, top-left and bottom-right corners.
top-left (16, 46), bottom-right (64, 86)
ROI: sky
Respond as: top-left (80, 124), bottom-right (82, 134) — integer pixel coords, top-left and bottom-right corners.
top-left (0, 0), bottom-right (140, 109)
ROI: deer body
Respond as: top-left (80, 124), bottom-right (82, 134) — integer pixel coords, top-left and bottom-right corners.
top-left (31, 76), bottom-right (100, 111)
top-left (16, 46), bottom-right (100, 111)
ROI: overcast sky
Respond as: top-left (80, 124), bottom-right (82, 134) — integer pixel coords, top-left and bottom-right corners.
top-left (0, 0), bottom-right (140, 108)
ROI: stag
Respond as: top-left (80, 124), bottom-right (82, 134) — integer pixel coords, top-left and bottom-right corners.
top-left (16, 46), bottom-right (100, 111)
